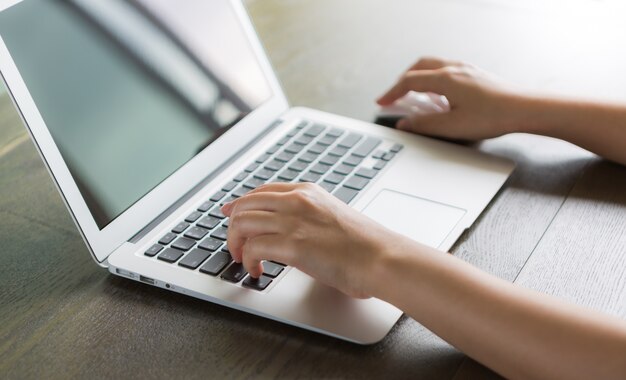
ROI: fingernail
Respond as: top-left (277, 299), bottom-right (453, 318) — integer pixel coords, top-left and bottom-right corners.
top-left (221, 202), bottom-right (232, 214)
top-left (396, 119), bottom-right (408, 130)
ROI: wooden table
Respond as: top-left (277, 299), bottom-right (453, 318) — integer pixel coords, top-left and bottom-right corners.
top-left (1, 1), bottom-right (625, 378)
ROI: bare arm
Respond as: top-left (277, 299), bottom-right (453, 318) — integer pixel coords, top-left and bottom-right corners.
top-left (516, 96), bottom-right (626, 166)
top-left (373, 235), bottom-right (626, 380)
top-left (222, 183), bottom-right (626, 380)
top-left (377, 57), bottom-right (626, 166)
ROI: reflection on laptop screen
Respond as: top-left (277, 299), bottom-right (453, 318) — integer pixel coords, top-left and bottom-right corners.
top-left (0, 0), bottom-right (272, 228)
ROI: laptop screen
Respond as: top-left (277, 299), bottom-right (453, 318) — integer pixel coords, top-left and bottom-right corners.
top-left (0, 0), bottom-right (272, 229)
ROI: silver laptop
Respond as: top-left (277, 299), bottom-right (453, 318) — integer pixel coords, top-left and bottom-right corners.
top-left (0, 0), bottom-right (514, 344)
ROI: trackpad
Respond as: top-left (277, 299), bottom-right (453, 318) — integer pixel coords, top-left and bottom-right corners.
top-left (362, 189), bottom-right (466, 248)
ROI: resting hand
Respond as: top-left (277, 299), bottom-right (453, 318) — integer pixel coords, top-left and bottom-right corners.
top-left (221, 183), bottom-right (393, 298)
top-left (377, 57), bottom-right (525, 141)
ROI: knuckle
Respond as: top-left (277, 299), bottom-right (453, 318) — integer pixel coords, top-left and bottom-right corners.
top-left (289, 189), bottom-right (314, 209)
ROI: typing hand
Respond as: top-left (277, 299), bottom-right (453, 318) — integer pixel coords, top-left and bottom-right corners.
top-left (377, 57), bottom-right (524, 141)
top-left (221, 182), bottom-right (392, 299)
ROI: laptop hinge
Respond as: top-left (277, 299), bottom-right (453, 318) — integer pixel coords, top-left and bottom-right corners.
top-left (128, 119), bottom-right (284, 243)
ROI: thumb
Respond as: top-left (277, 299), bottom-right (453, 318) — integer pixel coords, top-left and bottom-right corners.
top-left (377, 70), bottom-right (448, 106)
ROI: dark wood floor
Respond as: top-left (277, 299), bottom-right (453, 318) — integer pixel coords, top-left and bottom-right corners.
top-left (1, 1), bottom-right (625, 379)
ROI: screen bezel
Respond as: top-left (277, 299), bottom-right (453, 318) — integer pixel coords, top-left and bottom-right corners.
top-left (0, 0), bottom-right (289, 264)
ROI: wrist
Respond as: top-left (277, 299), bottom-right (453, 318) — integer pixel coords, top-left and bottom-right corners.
top-left (503, 92), bottom-right (576, 137)
top-left (496, 91), bottom-right (545, 135)
top-left (361, 231), bottom-right (419, 301)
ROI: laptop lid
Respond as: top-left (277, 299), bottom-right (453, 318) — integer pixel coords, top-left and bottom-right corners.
top-left (0, 0), bottom-right (288, 264)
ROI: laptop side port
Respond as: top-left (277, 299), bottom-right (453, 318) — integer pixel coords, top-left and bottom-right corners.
top-left (139, 275), bottom-right (155, 285)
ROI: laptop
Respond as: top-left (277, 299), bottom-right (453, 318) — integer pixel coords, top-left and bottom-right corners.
top-left (0, 0), bottom-right (514, 344)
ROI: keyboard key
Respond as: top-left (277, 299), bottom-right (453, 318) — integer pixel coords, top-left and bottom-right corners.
top-left (276, 152), bottom-right (295, 162)
top-left (232, 186), bottom-right (249, 198)
top-left (158, 248), bottom-right (184, 263)
top-left (277, 136), bottom-right (290, 146)
top-left (334, 187), bottom-right (359, 204)
top-left (200, 251), bottom-right (232, 276)
top-left (390, 143), bottom-right (404, 153)
top-left (243, 275), bottom-right (273, 291)
top-left (262, 261), bottom-right (285, 278)
top-left (338, 133), bottom-right (362, 148)
top-left (333, 164), bottom-right (354, 176)
top-left (319, 182), bottom-right (336, 193)
top-left (197, 216), bottom-right (221, 230)
top-left (185, 211), bottom-right (203, 223)
top-left (374, 160), bottom-right (387, 170)
top-left (382, 152), bottom-right (396, 161)
top-left (285, 143), bottom-right (304, 154)
top-left (296, 120), bottom-right (308, 129)
top-left (243, 178), bottom-right (265, 189)
top-left (221, 263), bottom-right (248, 283)
top-left (178, 249), bottom-right (211, 269)
top-left (317, 135), bottom-right (337, 146)
top-left (310, 163), bottom-right (331, 175)
top-left (307, 143), bottom-right (327, 155)
top-left (372, 150), bottom-right (385, 159)
top-left (319, 154), bottom-right (339, 166)
top-left (254, 169), bottom-right (274, 181)
top-left (327, 128), bottom-right (344, 137)
top-left (245, 163), bottom-right (259, 172)
top-left (184, 226), bottom-right (210, 240)
top-left (209, 207), bottom-right (226, 219)
top-left (343, 154), bottom-right (363, 166)
top-left (344, 176), bottom-right (369, 191)
top-left (159, 233), bottom-right (177, 245)
top-left (199, 237), bottom-right (223, 252)
top-left (294, 135), bottom-right (314, 145)
top-left (288, 161), bottom-right (308, 172)
top-left (172, 222), bottom-right (190, 234)
top-left (355, 167), bottom-right (377, 179)
top-left (286, 127), bottom-right (300, 137)
top-left (221, 196), bottom-right (237, 205)
top-left (172, 237), bottom-right (196, 252)
top-left (222, 181), bottom-right (238, 192)
top-left (300, 172), bottom-right (321, 183)
top-left (145, 244), bottom-right (164, 257)
top-left (328, 146), bottom-right (349, 157)
top-left (278, 169), bottom-right (299, 181)
top-left (298, 152), bottom-right (317, 163)
top-left (265, 159), bottom-right (285, 172)
top-left (324, 172), bottom-right (345, 185)
top-left (210, 191), bottom-right (227, 202)
top-left (197, 201), bottom-right (215, 213)
top-left (256, 153), bottom-right (271, 163)
top-left (352, 137), bottom-right (382, 157)
top-left (304, 124), bottom-right (325, 137)
top-left (221, 219), bottom-right (230, 228)
top-left (233, 171), bottom-right (248, 182)
top-left (211, 226), bottom-right (229, 241)
top-left (266, 144), bottom-right (281, 154)
top-left (221, 244), bottom-right (230, 253)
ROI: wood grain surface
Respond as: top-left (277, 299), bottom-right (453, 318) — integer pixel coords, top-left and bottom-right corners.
top-left (1, 1), bottom-right (625, 379)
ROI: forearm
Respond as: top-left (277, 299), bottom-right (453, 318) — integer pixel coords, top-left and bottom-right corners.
top-left (368, 237), bottom-right (626, 380)
top-left (512, 95), bottom-right (626, 166)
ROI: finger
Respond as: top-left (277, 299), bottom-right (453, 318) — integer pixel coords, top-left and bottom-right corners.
top-left (377, 70), bottom-right (448, 106)
top-left (247, 182), bottom-right (300, 196)
top-left (406, 56), bottom-right (451, 72)
top-left (222, 182), bottom-right (303, 215)
top-left (222, 191), bottom-right (289, 217)
top-left (241, 235), bottom-right (293, 278)
top-left (227, 210), bottom-right (283, 262)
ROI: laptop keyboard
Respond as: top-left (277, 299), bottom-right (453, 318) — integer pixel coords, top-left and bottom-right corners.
top-left (143, 120), bottom-right (403, 291)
